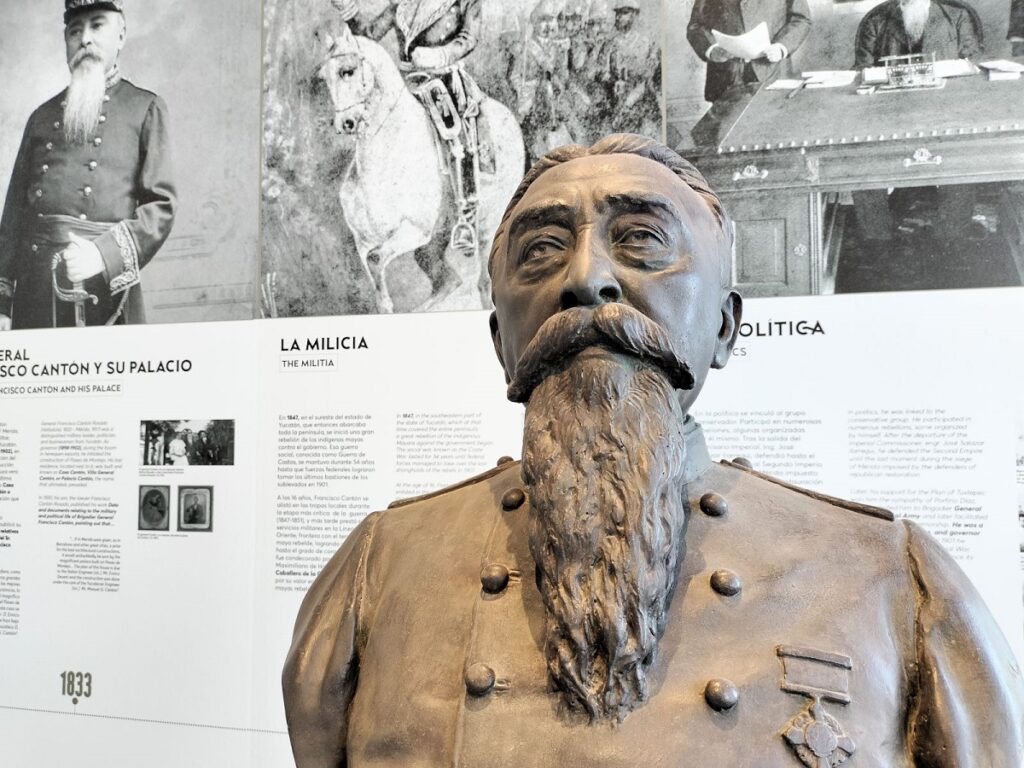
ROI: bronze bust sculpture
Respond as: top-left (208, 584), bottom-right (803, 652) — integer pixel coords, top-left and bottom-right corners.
top-left (284, 135), bottom-right (1024, 766)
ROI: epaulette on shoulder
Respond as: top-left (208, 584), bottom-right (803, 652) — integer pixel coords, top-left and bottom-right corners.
top-left (387, 460), bottom-right (519, 510)
top-left (720, 459), bottom-right (895, 522)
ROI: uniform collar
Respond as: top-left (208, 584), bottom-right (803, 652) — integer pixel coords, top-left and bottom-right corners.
top-left (681, 416), bottom-right (712, 485)
top-left (105, 64), bottom-right (122, 90)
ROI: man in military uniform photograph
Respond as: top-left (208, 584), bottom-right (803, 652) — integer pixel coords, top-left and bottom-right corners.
top-left (284, 134), bottom-right (1023, 766)
top-left (561, 2), bottom-right (594, 144)
top-left (578, 0), bottom-right (615, 140)
top-left (512, 0), bottom-right (573, 162)
top-left (0, 0), bottom-right (176, 330)
top-left (606, 0), bottom-right (660, 136)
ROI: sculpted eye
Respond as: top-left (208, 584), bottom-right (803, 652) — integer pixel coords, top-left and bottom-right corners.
top-left (522, 237), bottom-right (564, 263)
top-left (339, 67), bottom-right (357, 79)
top-left (615, 227), bottom-right (665, 248)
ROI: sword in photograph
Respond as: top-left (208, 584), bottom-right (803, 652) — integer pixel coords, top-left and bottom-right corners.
top-left (51, 249), bottom-right (98, 328)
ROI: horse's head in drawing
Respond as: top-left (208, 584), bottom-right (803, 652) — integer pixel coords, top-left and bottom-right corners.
top-left (318, 25), bottom-right (373, 135)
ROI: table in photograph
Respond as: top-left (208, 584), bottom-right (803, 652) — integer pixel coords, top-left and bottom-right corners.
top-left (685, 68), bottom-right (1024, 296)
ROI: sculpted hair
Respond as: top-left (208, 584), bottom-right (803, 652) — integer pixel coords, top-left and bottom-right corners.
top-left (488, 133), bottom-right (734, 287)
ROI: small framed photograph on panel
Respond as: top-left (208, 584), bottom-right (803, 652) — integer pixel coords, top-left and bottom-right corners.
top-left (178, 486), bottom-right (213, 532)
top-left (138, 486), bottom-right (170, 531)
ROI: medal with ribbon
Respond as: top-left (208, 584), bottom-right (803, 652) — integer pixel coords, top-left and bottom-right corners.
top-left (777, 645), bottom-right (857, 767)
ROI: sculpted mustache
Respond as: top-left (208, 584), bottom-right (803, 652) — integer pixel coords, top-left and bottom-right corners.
top-left (507, 304), bottom-right (695, 403)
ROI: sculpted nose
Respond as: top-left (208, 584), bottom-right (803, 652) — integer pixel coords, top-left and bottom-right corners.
top-left (559, 237), bottom-right (621, 310)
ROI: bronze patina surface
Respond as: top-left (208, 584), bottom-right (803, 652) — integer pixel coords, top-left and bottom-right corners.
top-left (284, 134), bottom-right (1024, 767)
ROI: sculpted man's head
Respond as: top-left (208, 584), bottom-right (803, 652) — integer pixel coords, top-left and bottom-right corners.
top-left (488, 133), bottom-right (739, 411)
top-left (63, 3), bottom-right (126, 144)
top-left (488, 134), bottom-right (741, 722)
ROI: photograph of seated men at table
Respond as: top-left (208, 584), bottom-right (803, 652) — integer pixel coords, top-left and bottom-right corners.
top-left (665, 0), bottom-right (1024, 298)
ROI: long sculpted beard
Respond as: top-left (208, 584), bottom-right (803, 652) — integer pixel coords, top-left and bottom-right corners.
top-left (522, 353), bottom-right (690, 722)
top-left (901, 0), bottom-right (931, 45)
top-left (64, 52), bottom-right (106, 145)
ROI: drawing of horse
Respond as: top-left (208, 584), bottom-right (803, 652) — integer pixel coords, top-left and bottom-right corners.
top-left (318, 25), bottom-right (525, 314)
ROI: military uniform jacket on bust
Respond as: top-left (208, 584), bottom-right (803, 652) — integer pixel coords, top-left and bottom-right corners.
top-left (284, 423), bottom-right (1024, 767)
top-left (0, 75), bottom-right (176, 328)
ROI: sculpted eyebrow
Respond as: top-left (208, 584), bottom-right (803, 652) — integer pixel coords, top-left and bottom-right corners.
top-left (509, 203), bottom-right (575, 240)
top-left (604, 193), bottom-right (682, 221)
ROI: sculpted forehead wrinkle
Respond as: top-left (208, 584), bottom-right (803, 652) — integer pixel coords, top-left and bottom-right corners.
top-left (513, 154), bottom-right (709, 227)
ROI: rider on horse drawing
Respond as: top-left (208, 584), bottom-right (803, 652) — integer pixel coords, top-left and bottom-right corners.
top-left (333, 0), bottom-right (483, 254)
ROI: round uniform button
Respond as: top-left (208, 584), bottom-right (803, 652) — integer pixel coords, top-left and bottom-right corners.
top-left (103, 94), bottom-right (110, 102)
top-left (501, 488), bottom-right (525, 511)
top-left (732, 456), bottom-right (753, 469)
top-left (496, 455), bottom-right (514, 466)
top-left (88, 161), bottom-right (97, 170)
top-left (465, 663), bottom-right (496, 697)
top-left (53, 121), bottom-right (60, 129)
top-left (34, 189), bottom-right (42, 198)
top-left (704, 678), bottom-right (740, 711)
top-left (41, 164), bottom-right (49, 173)
top-left (710, 569), bottom-right (742, 597)
top-left (78, 214), bottom-right (87, 220)
top-left (31, 244), bottom-right (38, 252)
top-left (98, 115), bottom-right (106, 123)
top-left (83, 186), bottom-right (92, 197)
top-left (699, 492), bottom-right (728, 518)
top-left (45, 142), bottom-right (53, 151)
top-left (480, 564), bottom-right (510, 594)
top-left (93, 137), bottom-right (102, 146)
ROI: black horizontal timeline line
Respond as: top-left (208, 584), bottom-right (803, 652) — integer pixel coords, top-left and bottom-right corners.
top-left (0, 704), bottom-right (287, 736)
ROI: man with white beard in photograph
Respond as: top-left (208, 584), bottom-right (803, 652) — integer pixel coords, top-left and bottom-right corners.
top-left (0, 0), bottom-right (176, 330)
top-left (854, 0), bottom-right (982, 67)
top-left (851, 0), bottom-right (982, 250)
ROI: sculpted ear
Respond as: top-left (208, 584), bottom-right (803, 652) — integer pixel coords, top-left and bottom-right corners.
top-left (711, 290), bottom-right (742, 369)
top-left (489, 311), bottom-right (512, 384)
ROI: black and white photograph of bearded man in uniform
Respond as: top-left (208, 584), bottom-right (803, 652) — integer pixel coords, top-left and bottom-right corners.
top-left (261, 0), bottom-right (663, 317)
top-left (0, 0), bottom-right (262, 331)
